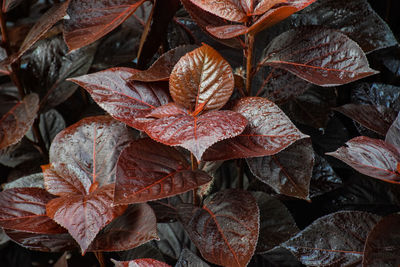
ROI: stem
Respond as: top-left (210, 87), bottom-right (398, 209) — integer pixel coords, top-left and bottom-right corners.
top-left (94, 252), bottom-right (106, 267)
top-left (190, 153), bottom-right (200, 206)
top-left (245, 33), bottom-right (255, 96)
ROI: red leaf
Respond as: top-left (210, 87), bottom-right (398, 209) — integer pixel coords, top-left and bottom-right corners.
top-left (188, 0), bottom-right (247, 22)
top-left (169, 44), bottom-right (234, 113)
top-left (178, 189), bottom-right (259, 267)
top-left (147, 103), bottom-right (188, 119)
top-left (261, 27), bottom-right (378, 86)
top-left (385, 112), bottom-right (400, 149)
top-left (0, 93), bottom-right (39, 150)
top-left (203, 97), bottom-right (308, 161)
top-left (252, 0), bottom-right (289, 15)
top-left (130, 45), bottom-right (197, 82)
top-left (145, 110), bottom-right (247, 161)
top-left (248, 5), bottom-right (298, 34)
top-left (114, 139), bottom-right (212, 205)
top-left (69, 68), bottom-right (170, 131)
top-left (206, 24), bottom-right (248, 39)
top-left (63, 0), bottom-right (147, 51)
top-left (0, 188), bottom-right (65, 234)
top-left (112, 258), bottom-right (171, 267)
top-left (327, 136), bottom-right (400, 184)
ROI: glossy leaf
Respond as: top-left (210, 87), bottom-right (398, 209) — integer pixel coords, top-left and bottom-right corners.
top-left (309, 155), bottom-right (342, 198)
top-left (170, 44), bottom-right (234, 113)
top-left (188, 0), bottom-right (246, 22)
top-left (203, 97), bottom-right (308, 161)
top-left (262, 27), bottom-right (378, 86)
top-left (363, 213), bottom-right (400, 267)
top-left (114, 138), bottom-right (212, 205)
top-left (385, 112), bottom-right (400, 149)
top-left (282, 211), bottom-right (380, 266)
top-left (112, 258), bottom-right (171, 267)
top-left (0, 137), bottom-right (41, 168)
top-left (3, 173), bottom-right (44, 190)
top-left (351, 83), bottom-right (400, 112)
top-left (0, 94), bottom-right (39, 150)
top-left (145, 109), bottom-right (247, 161)
top-left (178, 189), bottom-right (259, 267)
top-left (63, 0), bottom-right (147, 51)
top-left (130, 45), bottom-right (197, 82)
top-left (88, 204), bottom-right (157, 252)
top-left (69, 68), bottom-right (170, 131)
top-left (247, 138), bottom-right (314, 200)
top-left (248, 5), bottom-right (298, 34)
top-left (206, 24), bottom-right (248, 39)
top-left (327, 136), bottom-right (400, 184)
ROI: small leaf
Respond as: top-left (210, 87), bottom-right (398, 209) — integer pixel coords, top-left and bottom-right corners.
top-left (363, 213), bottom-right (400, 267)
top-left (206, 24), bottom-right (248, 39)
top-left (178, 189), bottom-right (259, 267)
top-left (282, 211), bottom-right (380, 266)
top-left (63, 0), bottom-right (147, 51)
top-left (169, 44), bottom-right (234, 113)
top-left (188, 0), bottom-right (246, 22)
top-left (69, 68), bottom-right (170, 131)
top-left (326, 136), bottom-right (400, 184)
top-left (262, 27), bottom-right (378, 86)
top-left (203, 97), bottom-right (308, 161)
top-left (111, 258), bottom-right (171, 267)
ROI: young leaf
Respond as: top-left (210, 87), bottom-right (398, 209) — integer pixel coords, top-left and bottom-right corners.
top-left (261, 27), bottom-right (378, 86)
top-left (111, 258), bottom-right (171, 267)
top-left (205, 24), bottom-right (248, 39)
top-left (178, 189), bottom-right (259, 267)
top-left (169, 44), bottom-right (234, 113)
top-left (363, 213), bottom-right (400, 267)
top-left (326, 136), bottom-right (400, 184)
top-left (283, 211), bottom-right (380, 266)
top-left (63, 0), bottom-right (147, 51)
top-left (69, 68), bottom-right (170, 131)
top-left (203, 97), bottom-right (308, 161)
top-left (145, 109), bottom-right (247, 161)
top-left (114, 138), bottom-right (212, 205)
top-left (0, 94), bottom-right (39, 150)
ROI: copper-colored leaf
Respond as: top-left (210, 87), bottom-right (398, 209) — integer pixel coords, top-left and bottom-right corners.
top-left (252, 0), bottom-right (288, 15)
top-left (69, 68), bottom-right (170, 131)
top-left (114, 139), bottom-right (212, 205)
top-left (178, 189), bottom-right (259, 267)
top-left (247, 138), bottom-right (314, 200)
top-left (248, 5), bottom-right (298, 34)
top-left (203, 97), bottom-right (308, 161)
top-left (63, 0), bottom-right (147, 51)
top-left (206, 24), bottom-right (248, 39)
top-left (188, 0), bottom-right (246, 22)
top-left (145, 109), bottom-right (247, 161)
top-left (169, 44), bottom-right (234, 113)
top-left (130, 45), bottom-right (197, 82)
top-left (0, 93), bottom-right (39, 150)
top-left (0, 188), bottom-right (65, 234)
top-left (363, 213), bottom-right (400, 267)
top-left (112, 258), bottom-right (171, 267)
top-left (327, 136), bottom-right (400, 184)
top-left (262, 27), bottom-right (378, 86)
top-left (282, 211), bottom-right (380, 266)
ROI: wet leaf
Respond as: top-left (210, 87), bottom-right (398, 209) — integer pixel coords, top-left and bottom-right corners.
top-left (0, 94), bottom-right (39, 150)
top-left (351, 83), bottom-right (400, 111)
top-left (114, 138), bottom-right (212, 205)
top-left (309, 155), bottom-right (342, 198)
top-left (203, 97), bottom-right (308, 161)
top-left (385, 112), bottom-right (400, 149)
top-left (148, 191), bottom-right (192, 223)
top-left (247, 138), bottom-right (314, 200)
top-left (145, 109), bottom-right (247, 161)
top-left (262, 27), bottom-right (378, 86)
top-left (206, 24), bottom-right (248, 39)
top-left (188, 0), bottom-right (247, 22)
top-left (170, 44), bottom-right (234, 113)
top-left (327, 136), bottom-right (400, 184)
top-left (63, 0), bottom-right (147, 51)
top-left (111, 258), bottom-right (171, 267)
top-left (175, 248), bottom-right (210, 267)
top-left (0, 137), bottom-right (41, 168)
top-left (363, 213), bottom-right (400, 267)
top-left (282, 211), bottom-right (380, 266)
top-left (178, 189), bottom-right (259, 267)
top-left (3, 173), bottom-right (44, 190)
top-left (69, 68), bottom-right (170, 131)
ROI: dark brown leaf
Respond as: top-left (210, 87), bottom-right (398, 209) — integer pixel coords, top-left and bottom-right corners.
top-left (309, 154), bottom-right (342, 198)
top-left (2, 0), bottom-right (23, 12)
top-left (176, 248), bottom-right (210, 267)
top-left (178, 189), bottom-right (259, 267)
top-left (111, 258), bottom-right (171, 267)
top-left (385, 112), bottom-right (400, 149)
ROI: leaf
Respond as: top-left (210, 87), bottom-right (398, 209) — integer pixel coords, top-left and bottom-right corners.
top-left (111, 258), bottom-right (171, 267)
top-left (0, 93), bottom-right (39, 150)
top-left (282, 211), bottom-right (380, 266)
top-left (176, 248), bottom-right (210, 267)
top-left (363, 213), bottom-right (400, 267)
top-left (178, 189), bottom-right (259, 267)
top-left (3, 173), bottom-right (44, 190)
top-left (205, 24), bottom-right (248, 39)
top-left (130, 45), bottom-right (197, 82)
top-left (118, 242), bottom-right (165, 262)
top-left (385, 112), bottom-right (400, 149)
top-left (63, 0), bottom-right (147, 51)
top-left (247, 138), bottom-right (314, 200)
top-left (114, 138), bottom-right (212, 205)
top-left (351, 83), bottom-right (400, 111)
top-left (170, 44), bottom-right (234, 113)
top-left (148, 191), bottom-right (192, 223)
top-left (0, 137), bottom-right (41, 168)
top-left (145, 109), bottom-right (247, 161)
top-left (261, 27), bottom-right (378, 86)
top-left (2, 0), bottom-right (23, 12)
top-left (188, 0), bottom-right (246, 22)
top-left (251, 192), bottom-right (299, 253)
top-left (326, 136), bottom-right (400, 184)
top-left (309, 154), bottom-right (342, 198)
top-left (88, 204), bottom-right (158, 252)
top-left (69, 68), bottom-right (170, 131)
top-left (203, 97), bottom-right (308, 161)
top-left (0, 188), bottom-right (65, 234)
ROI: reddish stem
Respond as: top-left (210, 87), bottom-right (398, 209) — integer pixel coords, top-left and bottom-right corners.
top-left (191, 153), bottom-right (200, 206)
top-left (245, 33), bottom-right (255, 96)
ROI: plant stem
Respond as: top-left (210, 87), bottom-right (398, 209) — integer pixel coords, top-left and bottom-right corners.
top-left (245, 33), bottom-right (255, 96)
top-left (190, 153), bottom-right (200, 206)
top-left (94, 252), bottom-right (106, 267)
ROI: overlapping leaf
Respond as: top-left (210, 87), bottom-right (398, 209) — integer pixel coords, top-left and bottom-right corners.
top-left (63, 0), bottom-right (147, 51)
top-left (69, 68), bottom-right (170, 131)
top-left (188, 0), bottom-right (247, 22)
top-left (114, 138), bottom-right (212, 205)
top-left (176, 248), bottom-right (210, 267)
top-left (261, 27), bottom-right (378, 86)
top-left (112, 258), bottom-right (171, 267)
top-left (178, 189), bottom-right (259, 267)
top-left (385, 112), bottom-right (400, 149)
top-left (203, 97), bottom-right (308, 161)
